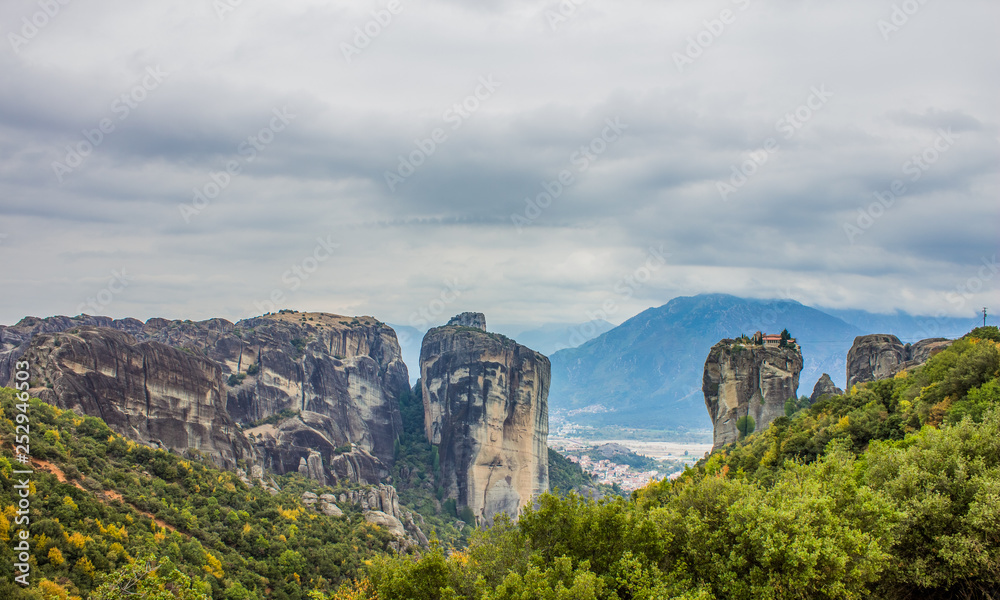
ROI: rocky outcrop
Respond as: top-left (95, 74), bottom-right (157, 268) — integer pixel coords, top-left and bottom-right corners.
top-left (703, 340), bottom-right (803, 450)
top-left (303, 484), bottom-right (428, 548)
top-left (6, 310), bottom-right (409, 485)
top-left (447, 312), bottom-right (487, 331)
top-left (420, 315), bottom-right (549, 523)
top-left (809, 373), bottom-right (843, 403)
top-left (0, 315), bottom-right (145, 386)
top-left (846, 335), bottom-right (952, 388)
top-left (21, 327), bottom-right (252, 469)
top-left (140, 312), bottom-right (407, 471)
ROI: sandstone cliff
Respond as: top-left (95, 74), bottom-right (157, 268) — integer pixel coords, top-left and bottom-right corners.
top-left (703, 340), bottom-right (803, 450)
top-left (6, 311), bottom-right (409, 485)
top-left (140, 312), bottom-right (408, 484)
top-left (809, 373), bottom-right (844, 403)
top-left (846, 334), bottom-right (952, 388)
top-left (420, 314), bottom-right (549, 523)
top-left (22, 327), bottom-right (251, 468)
top-left (0, 315), bottom-right (144, 386)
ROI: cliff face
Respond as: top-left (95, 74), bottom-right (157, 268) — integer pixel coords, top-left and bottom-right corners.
top-left (420, 315), bottom-right (549, 523)
top-left (140, 312), bottom-right (408, 484)
top-left (703, 340), bottom-right (803, 450)
top-left (846, 335), bottom-right (952, 388)
top-left (22, 327), bottom-right (251, 469)
top-left (6, 311), bottom-right (409, 485)
top-left (0, 315), bottom-right (145, 387)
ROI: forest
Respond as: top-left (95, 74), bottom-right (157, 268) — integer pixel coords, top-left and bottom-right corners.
top-left (1, 326), bottom-right (998, 599)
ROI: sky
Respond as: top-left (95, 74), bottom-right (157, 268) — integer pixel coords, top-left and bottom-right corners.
top-left (0, 0), bottom-right (997, 331)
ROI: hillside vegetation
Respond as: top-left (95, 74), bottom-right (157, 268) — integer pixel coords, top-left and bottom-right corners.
top-left (0, 389), bottom-right (397, 600)
top-left (352, 327), bottom-right (1000, 600)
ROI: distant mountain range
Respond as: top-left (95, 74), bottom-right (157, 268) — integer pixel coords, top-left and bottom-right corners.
top-left (548, 294), bottom-right (977, 431)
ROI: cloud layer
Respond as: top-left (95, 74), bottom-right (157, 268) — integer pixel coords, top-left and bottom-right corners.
top-left (0, 0), bottom-right (997, 329)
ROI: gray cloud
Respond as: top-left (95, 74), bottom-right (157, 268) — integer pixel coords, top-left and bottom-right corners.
top-left (0, 0), bottom-right (997, 328)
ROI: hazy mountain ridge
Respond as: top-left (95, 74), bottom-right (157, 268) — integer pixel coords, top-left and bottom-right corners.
top-left (549, 294), bottom-right (977, 431)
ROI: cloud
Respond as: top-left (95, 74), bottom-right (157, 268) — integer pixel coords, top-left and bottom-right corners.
top-left (0, 0), bottom-right (997, 328)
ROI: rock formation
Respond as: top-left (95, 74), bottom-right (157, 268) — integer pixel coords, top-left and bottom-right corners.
top-left (0, 315), bottom-right (145, 386)
top-left (7, 310), bottom-right (409, 485)
top-left (846, 334), bottom-right (952, 388)
top-left (703, 339), bottom-right (803, 450)
top-left (446, 312), bottom-right (487, 330)
top-left (809, 373), bottom-right (843, 403)
top-left (302, 483), bottom-right (428, 548)
top-left (420, 314), bottom-right (549, 523)
top-left (21, 327), bottom-right (252, 468)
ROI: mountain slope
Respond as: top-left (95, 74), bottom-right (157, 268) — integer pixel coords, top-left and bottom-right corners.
top-left (549, 294), bottom-right (873, 430)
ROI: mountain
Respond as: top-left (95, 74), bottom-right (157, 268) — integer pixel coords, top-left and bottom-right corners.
top-left (507, 320), bottom-right (615, 356)
top-left (548, 294), bottom-right (974, 432)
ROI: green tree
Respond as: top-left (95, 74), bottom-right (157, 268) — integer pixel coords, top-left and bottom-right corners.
top-left (90, 556), bottom-right (210, 600)
top-left (735, 415), bottom-right (755, 439)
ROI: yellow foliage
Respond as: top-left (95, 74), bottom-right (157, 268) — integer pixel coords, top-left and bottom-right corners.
top-left (451, 551), bottom-right (469, 567)
top-left (0, 513), bottom-right (9, 543)
top-left (74, 556), bottom-right (95, 578)
top-left (894, 370), bottom-right (908, 379)
top-left (202, 551), bottom-right (225, 579)
top-left (98, 521), bottom-right (127, 540)
top-left (278, 507), bottom-right (302, 521)
top-left (331, 578), bottom-right (379, 600)
top-left (48, 546), bottom-right (65, 566)
top-left (837, 415), bottom-right (851, 430)
top-left (108, 542), bottom-right (129, 563)
top-left (38, 579), bottom-right (78, 600)
top-left (65, 531), bottom-right (90, 549)
top-left (243, 523), bottom-right (252, 535)
top-left (63, 496), bottom-right (77, 512)
top-left (154, 531), bottom-right (166, 544)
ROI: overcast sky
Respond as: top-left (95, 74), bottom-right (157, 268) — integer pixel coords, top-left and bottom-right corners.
top-left (0, 0), bottom-right (997, 330)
